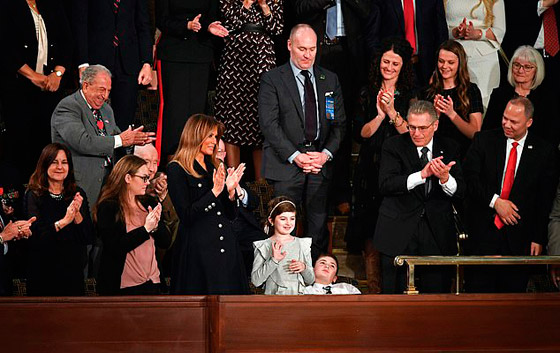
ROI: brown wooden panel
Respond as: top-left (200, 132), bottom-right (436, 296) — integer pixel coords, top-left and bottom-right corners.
top-left (0, 296), bottom-right (208, 353)
top-left (211, 293), bottom-right (560, 352)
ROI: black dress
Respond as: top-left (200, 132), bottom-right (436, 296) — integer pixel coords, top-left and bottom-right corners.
top-left (420, 83), bottom-right (483, 159)
top-left (96, 197), bottom-right (171, 296)
top-left (346, 87), bottom-right (414, 252)
top-left (23, 187), bottom-right (93, 296)
top-left (167, 157), bottom-right (248, 295)
top-left (483, 84), bottom-right (560, 148)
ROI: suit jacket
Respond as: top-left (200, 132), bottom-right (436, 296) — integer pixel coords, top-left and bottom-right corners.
top-left (155, 0), bottom-right (219, 63)
top-left (72, 0), bottom-right (152, 74)
top-left (373, 134), bottom-right (465, 257)
top-left (464, 129), bottom-right (559, 255)
top-left (51, 90), bottom-right (121, 209)
top-left (293, 0), bottom-right (371, 74)
top-left (2, 0), bottom-right (72, 76)
top-left (500, 0), bottom-right (542, 59)
top-left (365, 0), bottom-right (448, 85)
top-left (258, 62), bottom-right (346, 181)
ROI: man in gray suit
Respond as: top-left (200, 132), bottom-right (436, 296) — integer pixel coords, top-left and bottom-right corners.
top-left (258, 24), bottom-right (346, 260)
top-left (51, 65), bottom-right (154, 211)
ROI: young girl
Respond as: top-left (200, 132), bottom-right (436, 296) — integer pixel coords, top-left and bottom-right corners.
top-left (251, 197), bottom-right (314, 295)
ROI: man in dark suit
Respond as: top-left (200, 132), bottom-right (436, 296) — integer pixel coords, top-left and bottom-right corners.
top-left (365, 0), bottom-right (448, 86)
top-left (464, 97), bottom-right (559, 293)
top-left (72, 0), bottom-right (153, 131)
top-left (258, 24), bottom-right (346, 260)
top-left (294, 0), bottom-right (371, 214)
top-left (374, 100), bottom-right (465, 294)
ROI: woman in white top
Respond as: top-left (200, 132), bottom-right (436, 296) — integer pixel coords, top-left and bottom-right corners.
top-left (446, 0), bottom-right (506, 110)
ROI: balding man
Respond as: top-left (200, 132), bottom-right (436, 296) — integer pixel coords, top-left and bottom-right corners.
top-left (464, 97), bottom-right (559, 293)
top-left (51, 65), bottom-right (155, 210)
top-left (258, 24), bottom-right (346, 261)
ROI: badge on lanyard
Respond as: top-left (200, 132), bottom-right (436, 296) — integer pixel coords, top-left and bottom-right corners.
top-left (325, 91), bottom-right (335, 121)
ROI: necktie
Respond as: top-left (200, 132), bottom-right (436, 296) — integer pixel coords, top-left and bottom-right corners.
top-left (323, 285), bottom-right (332, 294)
top-left (494, 142), bottom-right (519, 229)
top-left (420, 147), bottom-right (431, 196)
top-left (92, 109), bottom-right (107, 136)
top-left (403, 0), bottom-right (416, 53)
top-left (301, 70), bottom-right (317, 143)
top-left (544, 8), bottom-right (560, 57)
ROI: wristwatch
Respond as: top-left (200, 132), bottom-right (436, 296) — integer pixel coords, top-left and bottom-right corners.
top-left (55, 70), bottom-right (63, 77)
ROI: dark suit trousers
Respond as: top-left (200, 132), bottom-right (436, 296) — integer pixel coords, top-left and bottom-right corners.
top-left (270, 171), bottom-right (330, 261)
top-left (160, 61), bottom-right (210, 158)
top-left (111, 51), bottom-right (140, 131)
top-left (465, 225), bottom-right (530, 293)
top-left (381, 216), bottom-right (452, 294)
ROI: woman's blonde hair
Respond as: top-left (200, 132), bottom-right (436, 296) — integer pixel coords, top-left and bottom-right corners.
top-left (93, 155), bottom-right (147, 223)
top-left (445, 0), bottom-right (496, 27)
top-left (171, 114), bottom-right (224, 178)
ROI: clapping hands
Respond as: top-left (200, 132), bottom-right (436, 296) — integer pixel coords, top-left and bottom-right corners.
top-left (144, 203), bottom-right (162, 233)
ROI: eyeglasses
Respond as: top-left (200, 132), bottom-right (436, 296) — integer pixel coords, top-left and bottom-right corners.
top-left (512, 62), bottom-right (536, 72)
top-left (133, 174), bottom-right (150, 183)
top-left (408, 122), bottom-right (435, 132)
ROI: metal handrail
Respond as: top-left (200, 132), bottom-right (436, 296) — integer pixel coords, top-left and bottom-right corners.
top-left (394, 255), bottom-right (560, 295)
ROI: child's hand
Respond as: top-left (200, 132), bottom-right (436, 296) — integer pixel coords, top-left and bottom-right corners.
top-left (272, 241), bottom-right (286, 262)
top-left (289, 259), bottom-right (306, 274)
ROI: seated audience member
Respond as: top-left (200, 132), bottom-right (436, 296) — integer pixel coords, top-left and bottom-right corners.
top-left (484, 46), bottom-right (559, 148)
top-left (0, 214), bottom-right (35, 296)
top-left (95, 156), bottom-right (171, 295)
top-left (252, 196), bottom-right (314, 295)
top-left (420, 40), bottom-right (483, 158)
top-left (548, 180), bottom-right (560, 289)
top-left (24, 143), bottom-right (93, 296)
top-left (51, 64), bottom-right (156, 211)
top-left (464, 97), bottom-right (558, 293)
top-left (133, 144), bottom-right (178, 287)
top-left (216, 140), bottom-right (267, 275)
top-left (303, 254), bottom-right (361, 295)
top-left (374, 100), bottom-right (465, 294)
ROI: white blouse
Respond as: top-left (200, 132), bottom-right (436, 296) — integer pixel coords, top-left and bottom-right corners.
top-left (29, 5), bottom-right (48, 74)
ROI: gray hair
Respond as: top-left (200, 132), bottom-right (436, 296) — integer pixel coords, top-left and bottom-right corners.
top-left (407, 100), bottom-right (438, 122)
top-left (80, 64), bottom-right (112, 87)
top-left (507, 45), bottom-right (545, 89)
top-left (508, 96), bottom-right (534, 120)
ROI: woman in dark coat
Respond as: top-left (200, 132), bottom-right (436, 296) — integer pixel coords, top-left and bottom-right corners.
top-left (155, 0), bottom-right (229, 159)
top-left (24, 143), bottom-right (93, 296)
top-left (0, 0), bottom-right (72, 181)
top-left (95, 155), bottom-right (171, 296)
top-left (167, 114), bottom-right (248, 295)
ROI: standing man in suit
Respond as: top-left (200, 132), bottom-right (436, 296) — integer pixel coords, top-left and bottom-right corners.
top-left (374, 100), bottom-right (465, 294)
top-left (464, 97), bottom-right (559, 293)
top-left (51, 65), bottom-right (155, 212)
top-left (365, 0), bottom-right (448, 87)
top-left (72, 0), bottom-right (153, 131)
top-left (258, 24), bottom-right (346, 260)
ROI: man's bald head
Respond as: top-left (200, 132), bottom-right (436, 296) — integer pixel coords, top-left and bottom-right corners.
top-left (134, 144), bottom-right (159, 179)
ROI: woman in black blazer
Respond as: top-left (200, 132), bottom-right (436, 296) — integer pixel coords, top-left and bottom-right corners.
top-left (156, 0), bottom-right (229, 159)
top-left (0, 0), bottom-right (72, 181)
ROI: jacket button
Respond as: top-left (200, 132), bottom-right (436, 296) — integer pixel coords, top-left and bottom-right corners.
top-left (198, 183), bottom-right (202, 187)
top-left (218, 223), bottom-right (223, 228)
top-left (205, 208), bottom-right (208, 212)
top-left (211, 202), bottom-right (216, 207)
top-left (220, 249), bottom-right (225, 253)
top-left (219, 236), bottom-right (224, 240)
top-left (217, 211), bottom-right (221, 216)
top-left (24, 45), bottom-right (28, 48)
top-left (208, 205), bottom-right (212, 210)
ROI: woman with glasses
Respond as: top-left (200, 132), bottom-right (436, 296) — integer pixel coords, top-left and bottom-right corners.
top-left (24, 143), bottom-right (93, 296)
top-left (421, 40), bottom-right (483, 158)
top-left (483, 46), bottom-right (558, 147)
top-left (167, 114), bottom-right (248, 295)
top-left (350, 37), bottom-right (414, 294)
top-left (95, 155), bottom-right (171, 295)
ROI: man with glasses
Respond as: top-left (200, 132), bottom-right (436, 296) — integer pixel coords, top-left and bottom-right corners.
top-left (373, 100), bottom-right (465, 294)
